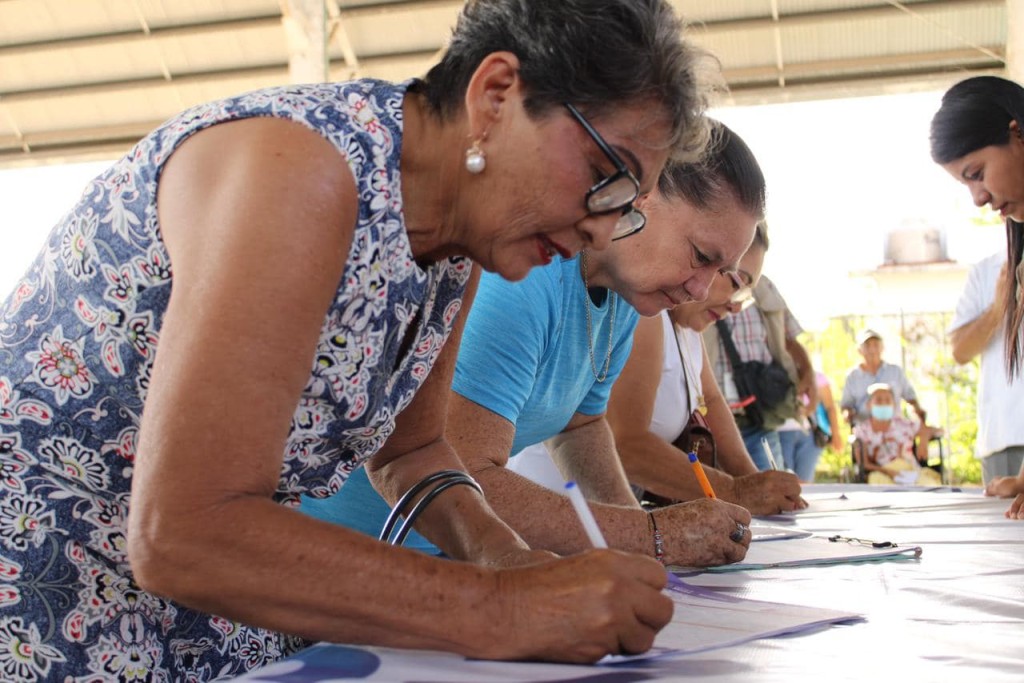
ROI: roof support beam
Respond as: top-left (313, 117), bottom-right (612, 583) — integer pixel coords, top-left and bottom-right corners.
top-left (0, 48), bottom-right (440, 103)
top-left (694, 0), bottom-right (1001, 33)
top-left (0, 1), bottom-right (463, 58)
top-left (280, 0), bottom-right (328, 83)
top-left (326, 0), bottom-right (362, 79)
top-left (1008, 0), bottom-right (1024, 82)
top-left (0, 0), bottom-right (998, 61)
top-left (725, 46), bottom-right (1003, 84)
top-left (720, 48), bottom-right (1003, 106)
top-left (0, 15), bottom-right (285, 57)
top-left (769, 0), bottom-right (785, 87)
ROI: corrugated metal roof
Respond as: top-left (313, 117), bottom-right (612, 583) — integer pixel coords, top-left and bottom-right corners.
top-left (0, 0), bottom-right (1008, 166)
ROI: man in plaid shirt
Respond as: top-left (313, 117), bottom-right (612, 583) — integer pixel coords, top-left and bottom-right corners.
top-left (704, 275), bottom-right (816, 471)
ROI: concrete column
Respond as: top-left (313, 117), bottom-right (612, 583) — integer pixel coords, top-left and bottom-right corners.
top-left (1008, 0), bottom-right (1024, 82)
top-left (280, 0), bottom-right (328, 84)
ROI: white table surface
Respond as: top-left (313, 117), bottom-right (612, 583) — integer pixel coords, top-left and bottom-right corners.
top-left (239, 485), bottom-right (1024, 683)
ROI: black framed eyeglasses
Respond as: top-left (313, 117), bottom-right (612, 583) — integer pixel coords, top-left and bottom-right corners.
top-left (564, 103), bottom-right (645, 241)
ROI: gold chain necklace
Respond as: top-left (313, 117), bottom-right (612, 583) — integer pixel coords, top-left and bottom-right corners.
top-left (581, 251), bottom-right (616, 383)
top-left (669, 316), bottom-right (707, 415)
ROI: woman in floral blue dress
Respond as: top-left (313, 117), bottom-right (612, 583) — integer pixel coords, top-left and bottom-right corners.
top-left (0, 0), bottom-right (717, 680)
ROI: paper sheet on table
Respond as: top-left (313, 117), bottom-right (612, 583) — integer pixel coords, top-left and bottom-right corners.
top-left (604, 579), bottom-right (860, 662)
top-left (238, 587), bottom-right (857, 683)
top-left (677, 535), bottom-right (922, 572)
top-left (772, 489), bottom-right (989, 517)
top-left (239, 582), bottom-right (862, 680)
top-left (761, 492), bottom-right (893, 517)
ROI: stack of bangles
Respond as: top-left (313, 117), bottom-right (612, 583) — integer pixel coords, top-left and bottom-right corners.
top-left (379, 469), bottom-right (483, 547)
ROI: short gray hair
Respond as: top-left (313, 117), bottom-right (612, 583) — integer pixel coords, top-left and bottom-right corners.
top-left (416, 0), bottom-right (717, 162)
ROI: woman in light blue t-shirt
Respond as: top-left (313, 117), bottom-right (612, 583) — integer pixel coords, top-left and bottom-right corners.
top-left (304, 121), bottom-right (768, 568)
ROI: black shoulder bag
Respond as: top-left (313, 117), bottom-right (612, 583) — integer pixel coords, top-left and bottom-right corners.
top-left (714, 319), bottom-right (792, 429)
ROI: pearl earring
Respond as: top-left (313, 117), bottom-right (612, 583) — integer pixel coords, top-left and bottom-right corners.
top-left (465, 141), bottom-right (486, 174)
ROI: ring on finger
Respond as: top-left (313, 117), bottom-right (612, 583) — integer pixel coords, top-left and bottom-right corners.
top-left (729, 521), bottom-right (748, 543)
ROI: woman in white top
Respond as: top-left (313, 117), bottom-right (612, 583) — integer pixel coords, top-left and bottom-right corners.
top-left (607, 222), bottom-right (805, 514)
top-left (931, 75), bottom-right (1024, 519)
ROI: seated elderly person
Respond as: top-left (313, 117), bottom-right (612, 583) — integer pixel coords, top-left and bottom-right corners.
top-left (852, 383), bottom-right (941, 486)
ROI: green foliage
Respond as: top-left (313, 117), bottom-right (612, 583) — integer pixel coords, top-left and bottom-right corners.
top-left (802, 318), bottom-right (861, 482)
top-left (936, 354), bottom-right (982, 485)
top-left (814, 441), bottom-right (854, 483)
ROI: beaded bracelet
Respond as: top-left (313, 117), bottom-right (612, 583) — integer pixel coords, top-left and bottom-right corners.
top-left (648, 512), bottom-right (666, 564)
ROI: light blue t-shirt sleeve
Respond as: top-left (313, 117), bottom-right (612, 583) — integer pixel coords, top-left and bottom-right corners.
top-left (456, 257), bottom-right (639, 453)
top-left (453, 266), bottom-right (560, 424)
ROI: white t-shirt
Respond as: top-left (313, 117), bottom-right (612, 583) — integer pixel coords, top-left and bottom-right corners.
top-left (649, 311), bottom-right (703, 443)
top-left (948, 251), bottom-right (1024, 459)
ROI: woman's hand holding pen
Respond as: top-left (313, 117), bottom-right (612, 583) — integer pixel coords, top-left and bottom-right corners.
top-left (488, 550), bottom-right (672, 663)
top-left (729, 471), bottom-right (806, 515)
top-left (648, 499), bottom-right (751, 568)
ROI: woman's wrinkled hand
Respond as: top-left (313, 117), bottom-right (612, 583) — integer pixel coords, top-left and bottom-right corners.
top-left (651, 498), bottom-right (751, 568)
top-left (485, 549), bottom-right (673, 663)
top-left (731, 471), bottom-right (804, 515)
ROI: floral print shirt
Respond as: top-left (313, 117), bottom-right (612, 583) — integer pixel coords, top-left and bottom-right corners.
top-left (853, 416), bottom-right (921, 468)
top-left (0, 79), bottom-right (470, 682)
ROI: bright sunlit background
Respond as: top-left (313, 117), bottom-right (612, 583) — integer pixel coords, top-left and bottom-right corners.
top-left (0, 89), bottom-right (1006, 329)
top-left (714, 90), bottom-right (1005, 328)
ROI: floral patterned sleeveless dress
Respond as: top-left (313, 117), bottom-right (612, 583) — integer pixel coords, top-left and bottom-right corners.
top-left (0, 78), bottom-right (471, 681)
